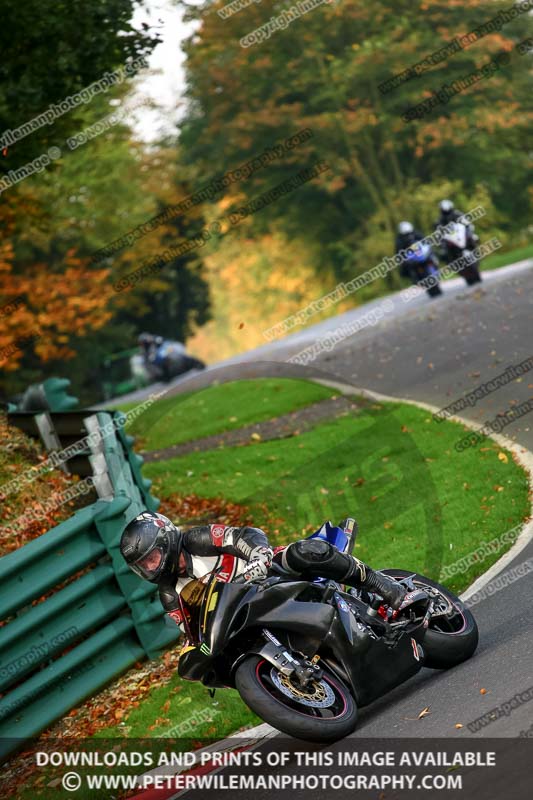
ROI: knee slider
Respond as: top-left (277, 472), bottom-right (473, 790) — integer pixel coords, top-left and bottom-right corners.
top-left (285, 538), bottom-right (352, 576)
top-left (287, 538), bottom-right (331, 569)
top-left (297, 539), bottom-right (331, 560)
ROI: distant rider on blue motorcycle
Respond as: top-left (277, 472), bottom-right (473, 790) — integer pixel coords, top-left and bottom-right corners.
top-left (395, 221), bottom-right (424, 278)
top-left (120, 513), bottom-right (407, 628)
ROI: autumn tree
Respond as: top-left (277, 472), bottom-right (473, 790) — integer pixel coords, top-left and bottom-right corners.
top-left (178, 0), bottom-right (532, 281)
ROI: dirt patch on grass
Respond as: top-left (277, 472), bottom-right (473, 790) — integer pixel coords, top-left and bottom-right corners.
top-left (144, 395), bottom-right (362, 463)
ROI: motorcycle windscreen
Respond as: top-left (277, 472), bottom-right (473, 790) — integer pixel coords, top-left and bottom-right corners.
top-left (444, 223), bottom-right (467, 248)
top-left (178, 578), bottom-right (211, 643)
top-left (309, 521), bottom-right (348, 553)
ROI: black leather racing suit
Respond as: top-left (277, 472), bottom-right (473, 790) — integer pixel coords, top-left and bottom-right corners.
top-left (157, 524), bottom-right (403, 628)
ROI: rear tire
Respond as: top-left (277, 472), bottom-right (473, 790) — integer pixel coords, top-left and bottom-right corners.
top-left (235, 655), bottom-right (357, 742)
top-left (382, 569), bottom-right (478, 669)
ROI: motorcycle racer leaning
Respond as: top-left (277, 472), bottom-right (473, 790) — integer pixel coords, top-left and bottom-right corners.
top-left (120, 512), bottom-right (406, 630)
top-left (394, 221), bottom-right (425, 279)
top-left (434, 199), bottom-right (479, 264)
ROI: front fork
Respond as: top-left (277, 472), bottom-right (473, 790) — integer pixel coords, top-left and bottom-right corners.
top-left (253, 629), bottom-right (323, 687)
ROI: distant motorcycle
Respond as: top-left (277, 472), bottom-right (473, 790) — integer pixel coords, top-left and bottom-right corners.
top-left (177, 518), bottom-right (478, 742)
top-left (403, 241), bottom-right (442, 298)
top-left (136, 338), bottom-right (205, 383)
top-left (441, 221), bottom-right (482, 286)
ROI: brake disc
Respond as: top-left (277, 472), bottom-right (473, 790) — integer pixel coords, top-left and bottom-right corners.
top-left (270, 669), bottom-right (336, 708)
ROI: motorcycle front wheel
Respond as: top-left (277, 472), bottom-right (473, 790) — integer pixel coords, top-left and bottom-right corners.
top-left (382, 569), bottom-right (478, 669)
top-left (464, 267), bottom-right (482, 285)
top-left (235, 655), bottom-right (357, 742)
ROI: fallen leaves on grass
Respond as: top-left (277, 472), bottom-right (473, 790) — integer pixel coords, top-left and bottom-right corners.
top-left (159, 494), bottom-right (284, 541)
top-left (0, 413), bottom-right (93, 555)
top-left (0, 648), bottom-right (184, 796)
top-left (47, 648), bottom-right (182, 739)
top-left (161, 494), bottom-right (256, 528)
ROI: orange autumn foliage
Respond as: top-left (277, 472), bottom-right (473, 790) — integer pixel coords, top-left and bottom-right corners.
top-left (0, 242), bottom-right (112, 370)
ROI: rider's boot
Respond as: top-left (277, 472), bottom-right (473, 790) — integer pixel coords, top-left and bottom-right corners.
top-left (343, 559), bottom-right (406, 610)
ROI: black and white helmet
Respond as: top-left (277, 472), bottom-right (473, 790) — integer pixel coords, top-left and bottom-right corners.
top-left (439, 199), bottom-right (454, 217)
top-left (120, 511), bottom-right (182, 583)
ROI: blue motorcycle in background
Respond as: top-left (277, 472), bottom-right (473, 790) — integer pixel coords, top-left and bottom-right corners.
top-left (137, 334), bottom-right (205, 383)
top-left (403, 241), bottom-right (442, 298)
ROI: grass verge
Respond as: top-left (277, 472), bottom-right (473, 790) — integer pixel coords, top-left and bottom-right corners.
top-left (481, 242), bottom-right (533, 272)
top-left (103, 396), bottom-right (528, 747)
top-left (120, 378), bottom-right (338, 451)
top-left (145, 400), bottom-right (529, 596)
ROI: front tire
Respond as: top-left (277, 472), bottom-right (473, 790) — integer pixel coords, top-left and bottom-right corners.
top-left (235, 656), bottom-right (357, 742)
top-left (463, 264), bottom-right (482, 285)
top-left (382, 569), bottom-right (478, 669)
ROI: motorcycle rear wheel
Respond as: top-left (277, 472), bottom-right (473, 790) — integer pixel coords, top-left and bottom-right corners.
top-left (235, 655), bottom-right (357, 742)
top-left (382, 569), bottom-right (478, 669)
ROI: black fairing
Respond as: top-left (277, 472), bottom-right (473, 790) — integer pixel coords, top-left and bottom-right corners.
top-left (203, 580), bottom-right (334, 655)
top-left (178, 576), bottom-right (426, 703)
top-left (178, 579), bottom-right (334, 686)
top-left (323, 598), bottom-right (426, 705)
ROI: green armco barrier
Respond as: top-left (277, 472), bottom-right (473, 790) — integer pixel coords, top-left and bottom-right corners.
top-left (0, 618), bottom-right (145, 761)
top-left (117, 427), bottom-right (160, 512)
top-left (0, 381), bottom-right (180, 761)
top-left (0, 505), bottom-right (108, 618)
top-left (0, 564), bottom-right (122, 694)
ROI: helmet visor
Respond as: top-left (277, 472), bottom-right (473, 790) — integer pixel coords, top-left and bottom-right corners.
top-left (131, 544), bottom-right (164, 581)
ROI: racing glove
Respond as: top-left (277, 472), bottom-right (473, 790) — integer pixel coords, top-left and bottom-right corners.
top-left (240, 546), bottom-right (273, 582)
top-left (241, 557), bottom-right (270, 583)
top-left (248, 545), bottom-right (273, 569)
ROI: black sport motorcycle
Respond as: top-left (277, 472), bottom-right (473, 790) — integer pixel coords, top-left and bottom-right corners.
top-left (177, 519), bottom-right (478, 742)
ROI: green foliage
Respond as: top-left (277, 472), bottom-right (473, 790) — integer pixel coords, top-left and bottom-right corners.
top-left (179, 0), bottom-right (532, 281)
top-left (0, 0), bottom-right (159, 170)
